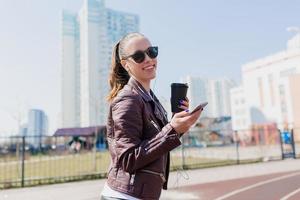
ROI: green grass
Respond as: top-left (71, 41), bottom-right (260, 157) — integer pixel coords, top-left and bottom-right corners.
top-left (0, 151), bottom-right (111, 188)
top-left (0, 151), bottom-right (262, 189)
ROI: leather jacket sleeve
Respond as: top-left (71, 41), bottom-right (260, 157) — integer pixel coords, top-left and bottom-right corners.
top-left (112, 94), bottom-right (181, 174)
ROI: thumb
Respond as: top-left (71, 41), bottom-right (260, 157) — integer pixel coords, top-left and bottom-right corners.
top-left (174, 110), bottom-right (190, 118)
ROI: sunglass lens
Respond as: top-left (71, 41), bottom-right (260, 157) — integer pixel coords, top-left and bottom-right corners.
top-left (132, 51), bottom-right (145, 63)
top-left (147, 47), bottom-right (158, 59)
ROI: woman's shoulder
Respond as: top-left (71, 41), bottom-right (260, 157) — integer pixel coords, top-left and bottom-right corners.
top-left (111, 85), bottom-right (143, 107)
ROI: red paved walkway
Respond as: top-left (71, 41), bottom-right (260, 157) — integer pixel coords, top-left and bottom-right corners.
top-left (171, 170), bottom-right (300, 200)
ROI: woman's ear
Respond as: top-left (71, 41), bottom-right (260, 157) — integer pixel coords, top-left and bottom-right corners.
top-left (120, 60), bottom-right (127, 70)
top-left (121, 60), bottom-right (130, 72)
top-left (120, 59), bottom-right (125, 67)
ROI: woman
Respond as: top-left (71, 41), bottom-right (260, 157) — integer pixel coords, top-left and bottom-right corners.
top-left (101, 32), bottom-right (202, 200)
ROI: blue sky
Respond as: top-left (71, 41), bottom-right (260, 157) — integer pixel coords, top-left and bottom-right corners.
top-left (0, 0), bottom-right (299, 134)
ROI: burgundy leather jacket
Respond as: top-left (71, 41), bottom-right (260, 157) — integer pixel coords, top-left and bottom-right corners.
top-left (106, 77), bottom-right (181, 200)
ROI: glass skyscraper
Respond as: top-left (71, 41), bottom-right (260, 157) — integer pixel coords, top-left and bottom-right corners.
top-left (27, 109), bottom-right (48, 148)
top-left (181, 76), bottom-right (235, 118)
top-left (61, 0), bottom-right (139, 128)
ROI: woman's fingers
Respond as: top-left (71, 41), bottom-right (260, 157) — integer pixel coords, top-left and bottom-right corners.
top-left (179, 99), bottom-right (189, 110)
top-left (185, 96), bottom-right (189, 102)
top-left (171, 108), bottom-right (202, 134)
top-left (179, 100), bottom-right (189, 107)
top-left (178, 105), bottom-right (188, 110)
top-left (190, 109), bottom-right (202, 122)
top-left (174, 110), bottom-right (190, 118)
top-left (182, 109), bottom-right (202, 124)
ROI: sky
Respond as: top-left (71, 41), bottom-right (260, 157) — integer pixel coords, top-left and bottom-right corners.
top-left (0, 0), bottom-right (299, 135)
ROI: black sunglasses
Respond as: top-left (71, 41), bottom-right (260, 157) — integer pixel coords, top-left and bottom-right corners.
top-left (122, 46), bottom-right (158, 63)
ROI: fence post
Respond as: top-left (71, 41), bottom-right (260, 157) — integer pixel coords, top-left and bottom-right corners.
top-left (278, 129), bottom-right (284, 160)
top-left (21, 136), bottom-right (25, 187)
top-left (291, 129), bottom-right (296, 159)
top-left (234, 131), bottom-right (240, 164)
top-left (93, 127), bottom-right (98, 172)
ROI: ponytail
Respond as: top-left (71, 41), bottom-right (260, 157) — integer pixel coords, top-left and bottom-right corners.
top-left (107, 42), bottom-right (130, 102)
top-left (107, 32), bottom-right (145, 102)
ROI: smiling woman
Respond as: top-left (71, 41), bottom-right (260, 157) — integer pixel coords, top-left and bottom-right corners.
top-left (100, 32), bottom-right (202, 200)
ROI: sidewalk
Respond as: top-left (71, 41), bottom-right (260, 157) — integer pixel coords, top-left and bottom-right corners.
top-left (0, 159), bottom-right (299, 200)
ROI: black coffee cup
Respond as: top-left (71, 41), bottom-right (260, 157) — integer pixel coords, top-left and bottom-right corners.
top-left (171, 83), bottom-right (188, 113)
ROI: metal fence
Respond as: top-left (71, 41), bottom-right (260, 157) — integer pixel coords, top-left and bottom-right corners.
top-left (0, 128), bottom-right (299, 189)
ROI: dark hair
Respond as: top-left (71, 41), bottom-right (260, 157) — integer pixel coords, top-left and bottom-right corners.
top-left (107, 32), bottom-right (144, 102)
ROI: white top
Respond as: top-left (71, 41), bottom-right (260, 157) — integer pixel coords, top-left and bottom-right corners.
top-left (101, 182), bottom-right (141, 200)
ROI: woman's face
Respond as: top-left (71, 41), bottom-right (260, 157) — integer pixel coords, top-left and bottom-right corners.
top-left (121, 37), bottom-right (157, 83)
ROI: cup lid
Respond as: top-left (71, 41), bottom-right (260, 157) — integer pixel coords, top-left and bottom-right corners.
top-left (171, 83), bottom-right (188, 88)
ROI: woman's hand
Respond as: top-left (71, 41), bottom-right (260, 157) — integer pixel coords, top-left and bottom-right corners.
top-left (178, 97), bottom-right (189, 111)
top-left (170, 108), bottom-right (202, 135)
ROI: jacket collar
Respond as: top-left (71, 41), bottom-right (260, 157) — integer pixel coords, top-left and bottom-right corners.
top-left (127, 77), bottom-right (153, 102)
top-left (127, 77), bottom-right (168, 124)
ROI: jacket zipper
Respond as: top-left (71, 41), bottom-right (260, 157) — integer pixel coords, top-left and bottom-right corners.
top-left (150, 120), bottom-right (161, 132)
top-left (148, 120), bottom-right (166, 183)
top-left (140, 169), bottom-right (166, 183)
top-left (130, 174), bottom-right (135, 185)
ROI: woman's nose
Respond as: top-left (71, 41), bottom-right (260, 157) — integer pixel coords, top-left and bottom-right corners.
top-left (144, 53), bottom-right (154, 63)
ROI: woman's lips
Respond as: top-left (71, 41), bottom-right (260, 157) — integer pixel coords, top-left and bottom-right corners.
top-left (143, 65), bottom-right (156, 70)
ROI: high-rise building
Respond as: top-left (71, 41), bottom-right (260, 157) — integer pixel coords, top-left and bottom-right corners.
top-left (19, 124), bottom-right (28, 137)
top-left (27, 109), bottom-right (48, 147)
top-left (181, 76), bottom-right (209, 117)
top-left (61, 10), bottom-right (81, 128)
top-left (231, 33), bottom-right (300, 136)
top-left (181, 76), bottom-right (235, 118)
top-left (61, 0), bottom-right (139, 128)
top-left (210, 78), bottom-right (235, 117)
top-left (230, 86), bottom-right (251, 131)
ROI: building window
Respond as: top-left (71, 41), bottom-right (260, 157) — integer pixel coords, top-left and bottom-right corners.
top-left (279, 84), bottom-right (287, 116)
top-left (268, 74), bottom-right (275, 106)
top-left (258, 77), bottom-right (264, 108)
top-left (241, 98), bottom-right (245, 104)
top-left (280, 67), bottom-right (296, 77)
